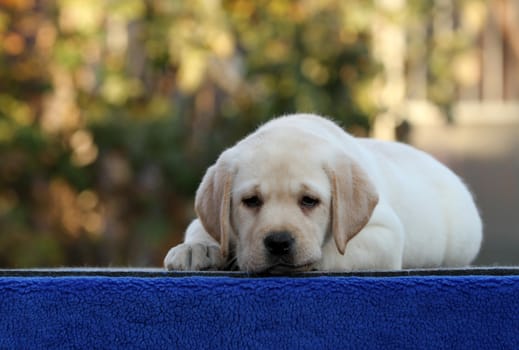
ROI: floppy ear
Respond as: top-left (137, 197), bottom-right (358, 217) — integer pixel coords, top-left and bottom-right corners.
top-left (194, 159), bottom-right (234, 258)
top-left (325, 156), bottom-right (379, 255)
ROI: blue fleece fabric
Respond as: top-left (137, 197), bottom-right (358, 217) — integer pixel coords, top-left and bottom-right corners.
top-left (0, 274), bottom-right (518, 349)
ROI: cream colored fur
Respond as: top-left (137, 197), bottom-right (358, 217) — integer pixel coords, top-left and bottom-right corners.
top-left (164, 114), bottom-right (482, 273)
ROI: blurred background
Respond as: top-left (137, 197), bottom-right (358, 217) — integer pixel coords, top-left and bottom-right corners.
top-left (0, 0), bottom-right (517, 268)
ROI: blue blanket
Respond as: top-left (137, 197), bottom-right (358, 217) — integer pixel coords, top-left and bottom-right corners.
top-left (0, 269), bottom-right (518, 349)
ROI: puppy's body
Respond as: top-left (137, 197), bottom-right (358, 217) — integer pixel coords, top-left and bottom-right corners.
top-left (164, 114), bottom-right (482, 273)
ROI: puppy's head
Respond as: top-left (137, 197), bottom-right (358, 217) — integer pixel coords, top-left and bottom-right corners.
top-left (195, 130), bottom-right (378, 273)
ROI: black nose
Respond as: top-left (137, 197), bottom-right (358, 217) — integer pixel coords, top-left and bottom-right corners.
top-left (264, 232), bottom-right (295, 256)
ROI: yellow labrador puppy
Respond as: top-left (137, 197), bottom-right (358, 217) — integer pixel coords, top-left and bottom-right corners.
top-left (164, 114), bottom-right (482, 273)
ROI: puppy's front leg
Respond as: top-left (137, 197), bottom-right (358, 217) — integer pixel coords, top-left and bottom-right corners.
top-left (164, 219), bottom-right (225, 271)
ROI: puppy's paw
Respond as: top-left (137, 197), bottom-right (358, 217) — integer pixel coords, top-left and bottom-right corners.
top-left (164, 243), bottom-right (224, 271)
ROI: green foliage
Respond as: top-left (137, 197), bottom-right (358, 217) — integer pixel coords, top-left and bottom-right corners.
top-left (0, 0), bottom-right (442, 267)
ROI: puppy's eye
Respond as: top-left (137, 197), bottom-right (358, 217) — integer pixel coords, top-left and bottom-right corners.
top-left (242, 195), bottom-right (263, 208)
top-left (300, 196), bottom-right (320, 209)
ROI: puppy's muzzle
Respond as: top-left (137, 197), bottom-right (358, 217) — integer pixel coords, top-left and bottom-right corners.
top-left (262, 231), bottom-right (316, 274)
top-left (264, 231), bottom-right (295, 257)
